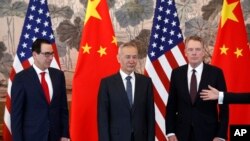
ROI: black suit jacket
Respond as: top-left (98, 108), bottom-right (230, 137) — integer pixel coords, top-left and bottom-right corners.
top-left (224, 93), bottom-right (250, 104)
top-left (11, 66), bottom-right (69, 141)
top-left (98, 72), bottom-right (155, 141)
top-left (165, 64), bottom-right (229, 141)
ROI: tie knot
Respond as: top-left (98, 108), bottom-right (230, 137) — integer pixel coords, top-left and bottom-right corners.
top-left (40, 72), bottom-right (46, 77)
top-left (192, 69), bottom-right (196, 73)
top-left (126, 76), bottom-right (132, 81)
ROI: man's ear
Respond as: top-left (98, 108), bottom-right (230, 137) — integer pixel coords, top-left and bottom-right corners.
top-left (117, 55), bottom-right (120, 63)
top-left (32, 51), bottom-right (38, 58)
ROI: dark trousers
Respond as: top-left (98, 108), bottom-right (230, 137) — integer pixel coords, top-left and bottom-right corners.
top-left (188, 126), bottom-right (196, 141)
top-left (131, 132), bottom-right (134, 141)
top-left (48, 131), bottom-right (52, 141)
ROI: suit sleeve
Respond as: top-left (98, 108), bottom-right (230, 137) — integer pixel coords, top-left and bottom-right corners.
top-left (11, 75), bottom-right (25, 141)
top-left (97, 79), bottom-right (110, 141)
top-left (147, 78), bottom-right (155, 141)
top-left (216, 69), bottom-right (229, 139)
top-left (224, 93), bottom-right (250, 104)
top-left (60, 72), bottom-right (70, 138)
top-left (165, 70), bottom-right (177, 134)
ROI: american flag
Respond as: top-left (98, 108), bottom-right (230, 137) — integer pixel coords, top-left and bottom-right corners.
top-left (145, 0), bottom-right (187, 140)
top-left (3, 0), bottom-right (60, 140)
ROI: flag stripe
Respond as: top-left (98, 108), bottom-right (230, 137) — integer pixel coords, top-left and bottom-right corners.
top-left (22, 60), bottom-right (32, 69)
top-left (12, 57), bottom-right (24, 73)
top-left (9, 69), bottom-right (16, 82)
top-left (6, 83), bottom-right (11, 110)
top-left (52, 44), bottom-right (61, 68)
top-left (165, 50), bottom-right (179, 69)
top-left (172, 45), bottom-right (187, 66)
top-left (153, 88), bottom-right (167, 117)
top-left (155, 121), bottom-right (167, 141)
top-left (146, 58), bottom-right (168, 104)
top-left (158, 55), bottom-right (172, 80)
top-left (152, 60), bottom-right (170, 91)
top-left (3, 120), bottom-right (12, 141)
top-left (155, 103), bottom-right (167, 134)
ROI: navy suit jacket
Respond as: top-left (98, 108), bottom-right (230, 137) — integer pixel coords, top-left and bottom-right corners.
top-left (224, 93), bottom-right (250, 104)
top-left (165, 64), bottom-right (229, 141)
top-left (98, 72), bottom-right (155, 141)
top-left (11, 66), bottom-right (69, 141)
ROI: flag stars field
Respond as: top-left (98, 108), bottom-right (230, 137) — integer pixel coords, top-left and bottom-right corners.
top-left (234, 48), bottom-right (243, 58)
top-left (221, 0), bottom-right (239, 27)
top-left (85, 0), bottom-right (101, 24)
top-left (212, 0), bottom-right (250, 130)
top-left (112, 36), bottom-right (117, 45)
top-left (219, 45), bottom-right (229, 55)
top-left (97, 46), bottom-right (107, 57)
top-left (70, 0), bottom-right (119, 140)
top-left (82, 43), bottom-right (92, 54)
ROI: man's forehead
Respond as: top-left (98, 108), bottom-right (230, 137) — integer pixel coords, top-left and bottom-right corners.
top-left (41, 43), bottom-right (53, 50)
top-left (186, 43), bottom-right (203, 48)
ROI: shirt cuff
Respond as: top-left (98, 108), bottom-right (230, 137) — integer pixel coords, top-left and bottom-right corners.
top-left (218, 92), bottom-right (224, 104)
top-left (218, 137), bottom-right (225, 141)
top-left (166, 133), bottom-right (175, 137)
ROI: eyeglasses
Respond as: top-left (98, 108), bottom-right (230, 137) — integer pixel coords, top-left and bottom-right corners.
top-left (186, 48), bottom-right (202, 53)
top-left (40, 52), bottom-right (54, 57)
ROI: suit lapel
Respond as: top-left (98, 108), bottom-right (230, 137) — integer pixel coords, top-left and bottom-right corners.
top-left (198, 64), bottom-right (209, 93)
top-left (132, 73), bottom-right (140, 113)
top-left (192, 64), bottom-right (209, 104)
top-left (49, 68), bottom-right (56, 104)
top-left (182, 65), bottom-right (193, 104)
top-left (29, 67), bottom-right (49, 104)
top-left (114, 73), bottom-right (131, 109)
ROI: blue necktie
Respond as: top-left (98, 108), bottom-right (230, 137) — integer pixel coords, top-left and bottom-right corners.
top-left (126, 76), bottom-right (132, 107)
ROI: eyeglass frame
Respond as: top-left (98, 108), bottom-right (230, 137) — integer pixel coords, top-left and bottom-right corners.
top-left (40, 51), bottom-right (54, 57)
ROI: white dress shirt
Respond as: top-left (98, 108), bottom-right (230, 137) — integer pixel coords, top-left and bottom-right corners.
top-left (120, 70), bottom-right (135, 104)
top-left (33, 64), bottom-right (53, 101)
top-left (187, 63), bottom-right (204, 92)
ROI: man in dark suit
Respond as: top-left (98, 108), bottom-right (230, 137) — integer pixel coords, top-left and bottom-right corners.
top-left (97, 42), bottom-right (155, 141)
top-left (165, 35), bottom-right (229, 141)
top-left (11, 39), bottom-right (69, 141)
top-left (201, 85), bottom-right (250, 104)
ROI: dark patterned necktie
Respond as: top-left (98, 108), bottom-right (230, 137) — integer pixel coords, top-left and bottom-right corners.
top-left (190, 69), bottom-right (197, 104)
top-left (126, 76), bottom-right (132, 107)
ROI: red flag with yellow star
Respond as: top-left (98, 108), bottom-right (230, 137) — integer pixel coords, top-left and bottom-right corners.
top-left (70, 0), bottom-right (119, 140)
top-left (212, 0), bottom-right (250, 125)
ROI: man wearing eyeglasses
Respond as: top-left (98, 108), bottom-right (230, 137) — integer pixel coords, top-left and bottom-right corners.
top-left (11, 38), bottom-right (69, 141)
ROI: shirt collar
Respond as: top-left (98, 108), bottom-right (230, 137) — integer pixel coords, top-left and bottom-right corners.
top-left (188, 62), bottom-right (203, 74)
top-left (33, 64), bottom-right (49, 74)
top-left (119, 69), bottom-right (135, 80)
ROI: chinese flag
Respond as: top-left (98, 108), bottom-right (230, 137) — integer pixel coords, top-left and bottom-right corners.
top-left (212, 0), bottom-right (250, 126)
top-left (70, 0), bottom-right (119, 140)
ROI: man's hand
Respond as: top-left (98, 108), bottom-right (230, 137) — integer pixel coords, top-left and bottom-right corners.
top-left (200, 85), bottom-right (219, 100)
top-left (213, 137), bottom-right (225, 141)
top-left (168, 135), bottom-right (178, 141)
top-left (60, 137), bottom-right (69, 141)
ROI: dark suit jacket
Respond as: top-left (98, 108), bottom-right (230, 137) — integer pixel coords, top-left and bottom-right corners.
top-left (224, 93), bottom-right (250, 104)
top-left (165, 64), bottom-right (229, 141)
top-left (11, 66), bottom-right (69, 141)
top-left (98, 72), bottom-right (155, 141)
